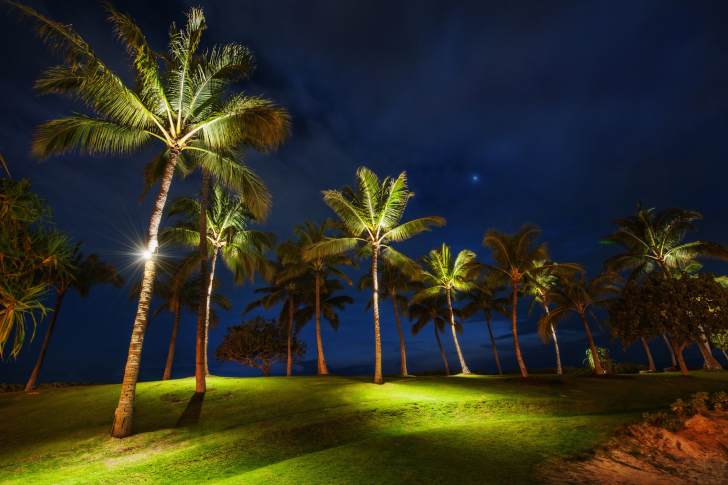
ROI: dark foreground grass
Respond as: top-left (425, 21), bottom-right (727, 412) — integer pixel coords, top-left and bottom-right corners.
top-left (1, 372), bottom-right (727, 484)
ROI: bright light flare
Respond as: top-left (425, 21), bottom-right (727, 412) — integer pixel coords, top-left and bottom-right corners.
top-left (142, 250), bottom-right (152, 260)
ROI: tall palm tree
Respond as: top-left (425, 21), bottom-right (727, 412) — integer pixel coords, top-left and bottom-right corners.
top-left (538, 273), bottom-right (622, 375)
top-left (294, 277), bottom-right (354, 356)
top-left (359, 262), bottom-right (415, 376)
top-left (161, 184), bottom-right (276, 374)
top-left (479, 224), bottom-right (581, 377)
top-left (460, 280), bottom-right (510, 375)
top-left (409, 295), bottom-right (457, 375)
top-left (603, 202), bottom-right (728, 370)
top-left (11, 3), bottom-right (289, 437)
top-left (304, 167), bottom-right (445, 384)
top-left (25, 243), bottom-right (123, 391)
top-left (410, 244), bottom-right (477, 375)
top-left (522, 261), bottom-right (563, 374)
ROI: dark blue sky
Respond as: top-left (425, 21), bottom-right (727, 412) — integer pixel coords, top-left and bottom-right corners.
top-left (2, 0), bottom-right (728, 384)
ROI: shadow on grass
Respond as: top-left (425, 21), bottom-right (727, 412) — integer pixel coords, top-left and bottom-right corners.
top-left (176, 392), bottom-right (205, 427)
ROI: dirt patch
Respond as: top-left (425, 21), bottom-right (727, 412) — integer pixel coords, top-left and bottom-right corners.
top-left (501, 377), bottom-right (565, 386)
top-left (102, 442), bottom-right (185, 467)
top-left (539, 412), bottom-right (728, 484)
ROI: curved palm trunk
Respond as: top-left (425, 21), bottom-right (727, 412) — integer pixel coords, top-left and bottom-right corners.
top-left (662, 333), bottom-right (677, 367)
top-left (203, 247), bottom-right (219, 376)
top-left (372, 245), bottom-right (383, 384)
top-left (163, 301), bottom-right (181, 381)
top-left (641, 337), bottom-right (656, 372)
top-left (697, 329), bottom-right (723, 370)
top-left (287, 294), bottom-right (293, 376)
top-left (721, 349), bottom-right (728, 364)
top-left (315, 271), bottom-right (329, 375)
top-left (112, 146), bottom-right (179, 438)
top-left (543, 303), bottom-right (562, 375)
top-left (446, 290), bottom-right (470, 374)
top-left (195, 168), bottom-right (210, 394)
top-left (580, 312), bottom-right (603, 375)
top-left (672, 340), bottom-right (689, 375)
top-left (391, 294), bottom-right (407, 376)
top-left (434, 323), bottom-right (450, 375)
top-left (485, 313), bottom-right (502, 375)
top-left (25, 288), bottom-right (67, 391)
top-left (511, 279), bottom-right (528, 377)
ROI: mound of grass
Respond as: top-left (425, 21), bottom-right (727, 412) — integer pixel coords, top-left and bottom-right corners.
top-left (1, 372), bottom-right (727, 484)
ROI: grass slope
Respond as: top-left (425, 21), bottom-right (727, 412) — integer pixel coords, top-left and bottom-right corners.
top-left (1, 372), bottom-right (727, 484)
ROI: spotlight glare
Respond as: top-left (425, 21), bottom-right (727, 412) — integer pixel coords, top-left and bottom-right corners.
top-left (142, 250), bottom-right (152, 260)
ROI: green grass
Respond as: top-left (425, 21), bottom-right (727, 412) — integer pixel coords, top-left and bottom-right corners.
top-left (1, 372), bottom-right (727, 484)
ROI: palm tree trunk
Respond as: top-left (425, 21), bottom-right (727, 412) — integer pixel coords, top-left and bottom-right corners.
top-left (203, 246), bottom-right (219, 376)
top-left (315, 271), bottom-right (329, 375)
top-left (25, 288), bottom-right (67, 391)
top-left (195, 168), bottom-right (210, 394)
top-left (580, 312), bottom-right (603, 375)
top-left (673, 340), bottom-right (689, 375)
top-left (434, 323), bottom-right (450, 376)
top-left (641, 337), bottom-right (656, 372)
top-left (543, 303), bottom-right (562, 375)
top-left (663, 333), bottom-right (677, 367)
top-left (392, 294), bottom-right (407, 376)
top-left (163, 302), bottom-right (181, 381)
top-left (111, 145), bottom-right (179, 438)
top-left (697, 328), bottom-right (723, 370)
top-left (372, 245), bottom-right (383, 384)
top-left (446, 290), bottom-right (470, 374)
top-left (721, 349), bottom-right (728, 364)
top-left (511, 279), bottom-right (528, 377)
top-left (287, 294), bottom-right (293, 377)
top-left (485, 314), bottom-right (502, 375)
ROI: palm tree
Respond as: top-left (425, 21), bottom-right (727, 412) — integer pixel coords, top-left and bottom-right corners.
top-left (294, 277), bottom-right (354, 358)
top-left (11, 3), bottom-right (289, 436)
top-left (304, 167), bottom-right (445, 384)
top-left (522, 261), bottom-right (563, 374)
top-left (479, 224), bottom-right (581, 377)
top-left (538, 273), bottom-right (622, 375)
top-left (359, 262), bottom-right (415, 376)
top-left (410, 244), bottom-right (477, 375)
top-left (162, 184), bottom-right (276, 375)
top-left (460, 280), bottom-right (510, 375)
top-left (25, 243), bottom-right (123, 391)
top-left (409, 295), bottom-right (457, 375)
top-left (603, 202), bottom-right (728, 370)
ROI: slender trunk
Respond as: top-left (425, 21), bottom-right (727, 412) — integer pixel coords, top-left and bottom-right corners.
top-left (721, 349), bottom-right (728, 364)
top-left (392, 293), bottom-right (407, 376)
top-left (543, 302), bottom-right (562, 375)
top-left (287, 294), bottom-right (293, 376)
top-left (25, 289), bottom-right (67, 391)
top-left (581, 312), bottom-right (603, 375)
top-left (372, 245), bottom-right (383, 384)
top-left (673, 340), bottom-right (689, 375)
top-left (663, 333), bottom-right (677, 367)
top-left (697, 328), bottom-right (723, 370)
top-left (204, 247), bottom-right (219, 376)
top-left (511, 279), bottom-right (528, 377)
top-left (111, 146), bottom-right (179, 438)
top-left (163, 301), bottom-right (181, 381)
top-left (641, 337), bottom-right (657, 372)
top-left (485, 313), bottom-right (502, 375)
top-left (195, 168), bottom-right (210, 394)
top-left (315, 271), bottom-right (328, 375)
top-left (446, 289), bottom-right (470, 374)
top-left (435, 322), bottom-right (450, 375)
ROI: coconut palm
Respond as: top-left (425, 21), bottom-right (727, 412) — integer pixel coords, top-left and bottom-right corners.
top-left (304, 167), bottom-right (445, 384)
top-left (359, 262), bottom-right (416, 376)
top-left (10, 3), bottom-right (289, 436)
top-left (294, 277), bottom-right (354, 350)
top-left (521, 261), bottom-right (564, 374)
top-left (161, 184), bottom-right (276, 374)
top-left (25, 243), bottom-right (123, 390)
top-left (409, 295), bottom-right (458, 375)
top-left (479, 224), bottom-right (582, 377)
top-left (538, 273), bottom-right (622, 375)
top-left (460, 280), bottom-right (510, 375)
top-left (410, 244), bottom-right (477, 374)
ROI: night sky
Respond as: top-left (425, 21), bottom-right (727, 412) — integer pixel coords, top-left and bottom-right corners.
top-left (3, 0), bottom-right (728, 384)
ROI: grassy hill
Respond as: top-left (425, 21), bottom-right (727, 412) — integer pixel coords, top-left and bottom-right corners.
top-left (2, 372), bottom-right (728, 484)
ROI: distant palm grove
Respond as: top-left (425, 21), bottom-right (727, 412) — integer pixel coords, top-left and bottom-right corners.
top-left (2, 2), bottom-right (728, 441)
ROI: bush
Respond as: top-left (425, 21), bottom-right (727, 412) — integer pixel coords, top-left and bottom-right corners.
top-left (613, 362), bottom-right (649, 374)
top-left (642, 411), bottom-right (682, 432)
top-left (711, 391), bottom-right (728, 412)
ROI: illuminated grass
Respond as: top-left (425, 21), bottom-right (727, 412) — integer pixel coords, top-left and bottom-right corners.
top-left (1, 372), bottom-right (727, 484)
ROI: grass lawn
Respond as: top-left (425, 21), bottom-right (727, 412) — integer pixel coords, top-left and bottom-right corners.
top-left (1, 372), bottom-right (727, 484)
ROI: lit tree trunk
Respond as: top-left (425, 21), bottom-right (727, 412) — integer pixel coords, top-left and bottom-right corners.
top-left (112, 145), bottom-right (179, 438)
top-left (195, 168), bottom-right (210, 394)
top-left (434, 323), bottom-right (450, 375)
top-left (446, 289), bottom-right (470, 374)
top-left (392, 294), bottom-right (407, 376)
top-left (25, 288), bottom-right (67, 391)
top-left (372, 245), bottom-right (383, 384)
top-left (203, 246), bottom-right (219, 376)
top-left (315, 271), bottom-right (328, 375)
top-left (697, 328), bottom-right (723, 370)
top-left (287, 293), bottom-right (294, 376)
top-left (673, 340), bottom-right (689, 376)
top-left (511, 279), bottom-right (528, 377)
top-left (543, 302), bottom-right (562, 375)
top-left (663, 333), bottom-right (677, 367)
top-left (641, 337), bottom-right (657, 372)
top-left (485, 313), bottom-right (502, 375)
top-left (581, 312), bottom-right (603, 375)
top-left (163, 301), bottom-right (181, 381)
